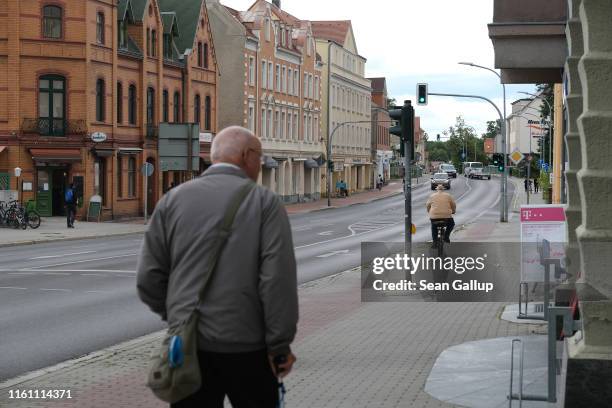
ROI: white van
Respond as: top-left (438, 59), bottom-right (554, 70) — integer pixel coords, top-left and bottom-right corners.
top-left (463, 162), bottom-right (484, 178)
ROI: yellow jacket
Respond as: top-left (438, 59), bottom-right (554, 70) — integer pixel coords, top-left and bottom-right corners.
top-left (426, 191), bottom-right (456, 219)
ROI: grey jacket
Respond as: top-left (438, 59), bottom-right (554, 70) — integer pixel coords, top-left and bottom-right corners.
top-left (136, 165), bottom-right (298, 356)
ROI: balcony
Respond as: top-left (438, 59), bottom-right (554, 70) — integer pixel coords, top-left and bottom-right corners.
top-left (146, 124), bottom-right (159, 139)
top-left (21, 118), bottom-right (87, 136)
top-left (488, 0), bottom-right (567, 84)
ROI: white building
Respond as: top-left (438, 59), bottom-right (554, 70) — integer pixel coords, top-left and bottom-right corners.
top-left (506, 98), bottom-right (546, 156)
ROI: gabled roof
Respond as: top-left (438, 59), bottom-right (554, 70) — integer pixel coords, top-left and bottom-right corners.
top-left (130, 0), bottom-right (149, 22)
top-left (161, 11), bottom-right (179, 36)
top-left (158, 0), bottom-right (204, 54)
top-left (118, 0), bottom-right (135, 21)
top-left (310, 20), bottom-right (351, 45)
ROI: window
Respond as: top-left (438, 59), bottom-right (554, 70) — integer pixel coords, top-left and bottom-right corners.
top-left (287, 112), bottom-right (292, 140)
top-left (162, 90), bottom-right (169, 122)
top-left (281, 28), bottom-right (285, 46)
top-left (128, 84), bottom-right (137, 125)
top-left (294, 68), bottom-right (299, 96)
top-left (203, 43), bottom-right (209, 69)
top-left (304, 114), bottom-right (307, 141)
top-left (128, 157), bottom-right (136, 197)
top-left (275, 64), bottom-right (280, 91)
top-left (282, 66), bottom-right (287, 93)
top-left (197, 42), bottom-right (202, 67)
top-left (303, 74), bottom-right (308, 99)
top-left (261, 108), bottom-right (267, 138)
top-left (293, 113), bottom-right (298, 140)
top-left (96, 79), bottom-right (105, 122)
top-left (146, 28), bottom-right (151, 55)
top-left (288, 69), bottom-right (293, 95)
top-left (173, 91), bottom-right (180, 122)
top-left (151, 30), bottom-right (157, 57)
top-left (309, 74), bottom-right (313, 100)
top-left (314, 116), bottom-right (319, 141)
top-left (96, 12), bottom-right (105, 44)
top-left (194, 95), bottom-right (201, 125)
top-left (281, 111), bottom-right (285, 139)
top-left (42, 5), bottom-right (62, 39)
top-left (314, 76), bottom-right (319, 100)
top-left (38, 75), bottom-right (65, 136)
top-left (117, 82), bottom-right (123, 123)
top-left (117, 155), bottom-right (123, 198)
top-left (94, 158), bottom-right (107, 205)
top-left (268, 62), bottom-right (273, 91)
top-left (146, 87), bottom-right (155, 124)
top-left (248, 57), bottom-right (255, 86)
top-left (261, 61), bottom-right (267, 89)
top-left (248, 103), bottom-right (254, 131)
top-left (264, 18), bottom-right (270, 41)
top-left (274, 110), bottom-right (279, 138)
top-left (118, 20), bottom-right (128, 49)
top-left (267, 108), bottom-right (272, 139)
top-left (204, 95), bottom-right (211, 131)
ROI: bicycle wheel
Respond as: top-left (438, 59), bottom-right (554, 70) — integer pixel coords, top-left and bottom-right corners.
top-left (27, 210), bottom-right (41, 229)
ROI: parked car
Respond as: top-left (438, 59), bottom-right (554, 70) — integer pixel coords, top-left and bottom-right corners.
top-left (439, 163), bottom-right (457, 178)
top-left (431, 172), bottom-right (451, 190)
top-left (463, 162), bottom-right (485, 178)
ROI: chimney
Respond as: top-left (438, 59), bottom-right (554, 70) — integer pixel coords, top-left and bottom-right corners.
top-left (272, 0), bottom-right (280, 9)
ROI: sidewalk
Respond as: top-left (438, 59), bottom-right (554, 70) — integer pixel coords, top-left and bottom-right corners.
top-left (0, 217), bottom-right (147, 248)
top-left (0, 266), bottom-right (532, 408)
top-left (286, 177), bottom-right (427, 215)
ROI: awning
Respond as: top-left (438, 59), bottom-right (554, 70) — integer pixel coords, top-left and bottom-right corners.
top-left (261, 156), bottom-right (278, 169)
top-left (92, 148), bottom-right (114, 157)
top-left (305, 159), bottom-right (320, 169)
top-left (30, 148), bottom-right (82, 163)
top-left (118, 147), bottom-right (143, 155)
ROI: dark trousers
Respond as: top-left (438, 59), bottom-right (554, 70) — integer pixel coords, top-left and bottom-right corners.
top-left (171, 349), bottom-right (278, 408)
top-left (430, 218), bottom-right (454, 242)
top-left (66, 203), bottom-right (76, 227)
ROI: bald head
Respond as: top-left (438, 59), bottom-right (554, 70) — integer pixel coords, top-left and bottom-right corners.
top-left (211, 126), bottom-right (262, 181)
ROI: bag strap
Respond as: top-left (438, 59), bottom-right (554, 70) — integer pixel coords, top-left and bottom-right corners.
top-left (196, 181), bottom-right (255, 304)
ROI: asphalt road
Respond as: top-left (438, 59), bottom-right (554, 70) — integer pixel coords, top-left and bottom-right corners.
top-left (0, 176), bottom-right (512, 381)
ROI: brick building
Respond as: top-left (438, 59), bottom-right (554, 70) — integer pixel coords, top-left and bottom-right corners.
top-left (368, 77), bottom-right (391, 182)
top-left (0, 0), bottom-right (217, 219)
top-left (207, 0), bottom-right (323, 203)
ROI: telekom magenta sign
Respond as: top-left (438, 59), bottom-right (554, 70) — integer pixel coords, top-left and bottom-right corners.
top-left (520, 206), bottom-right (566, 222)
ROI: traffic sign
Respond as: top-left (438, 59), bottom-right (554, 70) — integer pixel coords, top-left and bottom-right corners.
top-left (510, 149), bottom-right (524, 165)
top-left (141, 162), bottom-right (154, 177)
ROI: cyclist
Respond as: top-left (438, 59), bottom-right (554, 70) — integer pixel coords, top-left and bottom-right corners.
top-left (426, 184), bottom-right (456, 247)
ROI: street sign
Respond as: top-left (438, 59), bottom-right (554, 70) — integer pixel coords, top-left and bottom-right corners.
top-left (141, 162), bottom-right (154, 177)
top-left (510, 149), bottom-right (524, 165)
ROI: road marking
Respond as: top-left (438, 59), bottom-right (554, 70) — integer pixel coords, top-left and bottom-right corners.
top-left (316, 250), bottom-right (350, 258)
top-left (317, 231), bottom-right (334, 236)
top-left (30, 251), bottom-right (97, 260)
top-left (39, 288), bottom-right (72, 292)
top-left (7, 272), bottom-right (36, 275)
top-left (29, 253), bottom-right (138, 269)
top-left (0, 286), bottom-right (27, 290)
top-left (43, 272), bottom-right (71, 276)
top-left (80, 273), bottom-right (110, 277)
top-left (292, 225), bottom-right (313, 232)
top-left (85, 290), bottom-right (111, 294)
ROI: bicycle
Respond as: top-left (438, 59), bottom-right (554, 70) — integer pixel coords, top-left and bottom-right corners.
top-left (25, 200), bottom-right (41, 229)
top-left (432, 220), bottom-right (448, 258)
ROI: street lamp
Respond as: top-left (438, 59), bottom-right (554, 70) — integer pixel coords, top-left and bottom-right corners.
top-left (458, 62), bottom-right (508, 222)
top-left (518, 91), bottom-right (553, 168)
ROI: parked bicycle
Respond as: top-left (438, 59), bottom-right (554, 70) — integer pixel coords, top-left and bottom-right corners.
top-left (0, 200), bottom-right (41, 229)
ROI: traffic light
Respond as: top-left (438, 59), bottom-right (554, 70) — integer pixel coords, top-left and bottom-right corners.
top-left (389, 100), bottom-right (414, 159)
top-left (417, 83), bottom-right (428, 106)
top-left (492, 153), bottom-right (504, 173)
top-left (437, 134), bottom-right (440, 141)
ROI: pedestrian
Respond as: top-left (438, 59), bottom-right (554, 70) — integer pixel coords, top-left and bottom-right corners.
top-left (341, 180), bottom-right (349, 197)
top-left (335, 179), bottom-right (342, 197)
top-left (528, 179), bottom-right (533, 193)
top-left (524, 178), bottom-right (529, 193)
top-left (426, 184), bottom-right (456, 246)
top-left (137, 126), bottom-right (298, 408)
top-left (534, 178), bottom-right (539, 193)
top-left (64, 183), bottom-right (76, 228)
top-left (377, 174), bottom-right (383, 191)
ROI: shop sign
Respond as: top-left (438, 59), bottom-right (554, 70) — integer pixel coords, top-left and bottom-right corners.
top-left (91, 132), bottom-right (107, 143)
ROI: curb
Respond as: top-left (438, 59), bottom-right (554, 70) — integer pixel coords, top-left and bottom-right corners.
top-left (0, 267), bottom-right (362, 389)
top-left (0, 230), bottom-right (147, 249)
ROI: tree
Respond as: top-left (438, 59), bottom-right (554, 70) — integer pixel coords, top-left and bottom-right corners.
top-left (386, 98), bottom-right (397, 109)
top-left (483, 119), bottom-right (501, 139)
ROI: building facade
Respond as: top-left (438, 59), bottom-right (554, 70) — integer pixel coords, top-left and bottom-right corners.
top-left (368, 77), bottom-right (391, 182)
top-left (0, 0), bottom-right (218, 219)
top-left (506, 97), bottom-right (545, 156)
top-left (313, 20), bottom-right (372, 196)
top-left (207, 0), bottom-right (323, 203)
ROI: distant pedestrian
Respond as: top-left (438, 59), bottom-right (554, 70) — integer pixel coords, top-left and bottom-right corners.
top-left (524, 178), bottom-right (529, 193)
top-left (377, 174), bottom-right (383, 191)
top-left (528, 179), bottom-right (533, 193)
top-left (137, 126), bottom-right (298, 408)
top-left (335, 179), bottom-right (342, 197)
top-left (341, 180), bottom-right (349, 197)
top-left (65, 183), bottom-right (76, 228)
top-left (534, 178), bottom-right (539, 193)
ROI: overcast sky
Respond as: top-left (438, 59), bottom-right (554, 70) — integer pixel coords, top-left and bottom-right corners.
top-left (220, 0), bottom-right (538, 139)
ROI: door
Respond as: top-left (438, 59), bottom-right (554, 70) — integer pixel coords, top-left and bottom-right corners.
top-left (51, 169), bottom-right (68, 216)
top-left (36, 169), bottom-right (52, 216)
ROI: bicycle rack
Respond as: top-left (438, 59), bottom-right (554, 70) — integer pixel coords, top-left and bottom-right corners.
top-left (508, 307), bottom-right (581, 404)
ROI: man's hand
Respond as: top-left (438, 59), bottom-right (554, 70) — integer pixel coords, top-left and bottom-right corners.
top-left (269, 353), bottom-right (296, 378)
